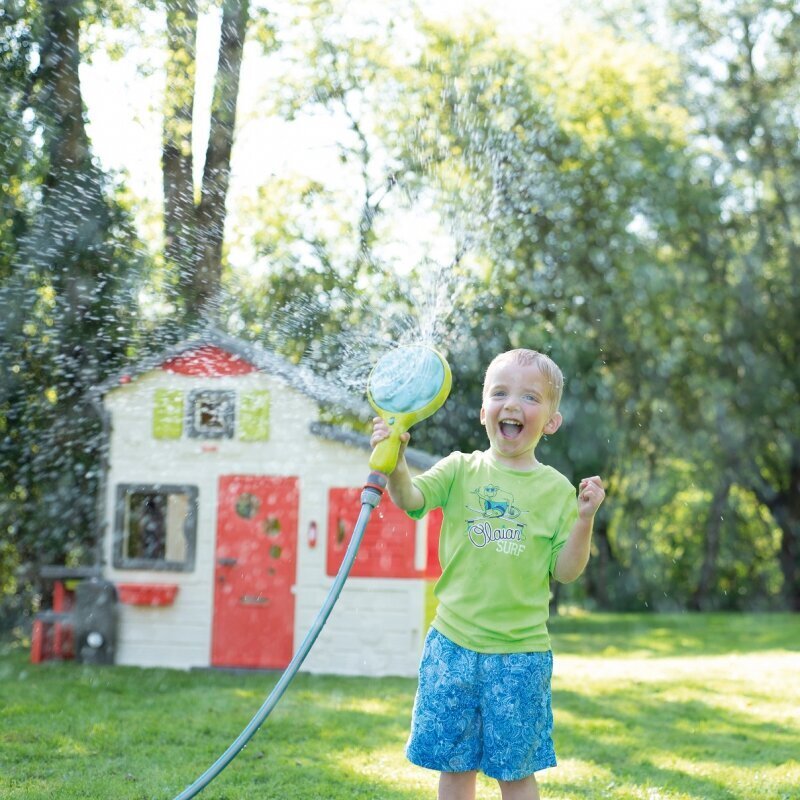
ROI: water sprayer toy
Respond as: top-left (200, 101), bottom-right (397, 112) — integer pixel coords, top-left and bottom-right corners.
top-left (171, 344), bottom-right (451, 800)
top-left (367, 344), bottom-right (452, 474)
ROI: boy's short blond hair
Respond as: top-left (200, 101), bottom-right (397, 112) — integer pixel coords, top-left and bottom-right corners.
top-left (483, 349), bottom-right (564, 415)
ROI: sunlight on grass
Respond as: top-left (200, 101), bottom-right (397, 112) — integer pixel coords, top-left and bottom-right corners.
top-left (340, 744), bottom-right (439, 792)
top-left (556, 651), bottom-right (800, 684)
top-left (655, 754), bottom-right (796, 784)
top-left (233, 687), bottom-right (262, 699)
top-left (551, 646), bottom-right (799, 800)
top-left (2, 614), bottom-right (798, 799)
top-left (335, 696), bottom-right (400, 714)
top-left (87, 721), bottom-right (112, 738)
top-left (549, 757), bottom-right (614, 783)
top-left (550, 613), bottom-right (800, 658)
top-left (54, 734), bottom-right (91, 756)
top-left (296, 688), bottom-right (403, 716)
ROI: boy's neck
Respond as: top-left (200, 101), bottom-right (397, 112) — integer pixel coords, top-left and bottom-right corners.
top-left (485, 448), bottom-right (540, 472)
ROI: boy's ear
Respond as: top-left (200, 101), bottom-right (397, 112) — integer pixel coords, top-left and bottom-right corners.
top-left (544, 412), bottom-right (562, 435)
top-left (479, 405), bottom-right (486, 426)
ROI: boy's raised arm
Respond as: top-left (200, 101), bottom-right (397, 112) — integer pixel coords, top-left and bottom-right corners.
top-left (370, 417), bottom-right (425, 512)
top-left (553, 476), bottom-right (605, 584)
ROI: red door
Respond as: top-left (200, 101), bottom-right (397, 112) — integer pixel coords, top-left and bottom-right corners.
top-left (212, 475), bottom-right (298, 669)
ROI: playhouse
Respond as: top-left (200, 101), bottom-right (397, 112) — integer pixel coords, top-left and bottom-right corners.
top-left (83, 327), bottom-right (441, 677)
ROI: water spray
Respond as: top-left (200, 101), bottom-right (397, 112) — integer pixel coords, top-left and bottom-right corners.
top-left (171, 344), bottom-right (451, 800)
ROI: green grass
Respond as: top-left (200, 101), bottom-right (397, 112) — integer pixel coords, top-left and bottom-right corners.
top-left (1, 613), bottom-right (798, 799)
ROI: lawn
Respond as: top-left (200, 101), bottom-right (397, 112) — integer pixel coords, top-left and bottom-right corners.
top-left (1, 613), bottom-right (798, 800)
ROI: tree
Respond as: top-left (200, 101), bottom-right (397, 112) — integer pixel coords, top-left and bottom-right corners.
top-left (0, 0), bottom-right (148, 619)
top-left (585, 0), bottom-right (799, 608)
top-left (3, 0), bottom-right (794, 620)
top-left (228, 0), bottom-right (476, 422)
top-left (642, 0), bottom-right (800, 608)
top-left (394, 18), bottom-right (740, 608)
top-left (0, 2), bottom-right (41, 284)
top-left (162, 0), bottom-right (252, 319)
top-left (0, 0), bottom-right (259, 621)
top-left (222, 2), bottom-right (785, 608)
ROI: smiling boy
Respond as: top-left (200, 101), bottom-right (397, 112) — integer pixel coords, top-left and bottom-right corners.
top-left (370, 348), bottom-right (605, 800)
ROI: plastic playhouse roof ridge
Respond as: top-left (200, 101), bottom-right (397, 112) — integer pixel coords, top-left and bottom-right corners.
top-left (94, 323), bottom-right (371, 420)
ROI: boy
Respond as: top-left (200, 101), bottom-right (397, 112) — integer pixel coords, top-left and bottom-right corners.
top-left (370, 349), bottom-right (605, 800)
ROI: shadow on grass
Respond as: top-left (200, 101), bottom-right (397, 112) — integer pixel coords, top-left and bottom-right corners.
top-left (164, 674), bottom-right (423, 799)
top-left (1, 651), bottom-right (424, 799)
top-left (550, 612), bottom-right (800, 657)
top-left (3, 613), bottom-right (799, 800)
top-left (552, 682), bottom-right (798, 799)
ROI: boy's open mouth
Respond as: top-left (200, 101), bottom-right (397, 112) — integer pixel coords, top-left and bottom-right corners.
top-left (499, 420), bottom-right (523, 439)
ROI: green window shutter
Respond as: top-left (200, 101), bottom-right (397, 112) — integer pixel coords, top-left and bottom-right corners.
top-left (153, 389), bottom-right (184, 439)
top-left (239, 390), bottom-right (270, 441)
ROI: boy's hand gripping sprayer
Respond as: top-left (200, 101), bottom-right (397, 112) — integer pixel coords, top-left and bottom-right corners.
top-left (171, 344), bottom-right (451, 800)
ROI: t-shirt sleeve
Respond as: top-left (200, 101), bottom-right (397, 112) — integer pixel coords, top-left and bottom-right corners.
top-left (549, 485), bottom-right (579, 575)
top-left (406, 452), bottom-right (460, 520)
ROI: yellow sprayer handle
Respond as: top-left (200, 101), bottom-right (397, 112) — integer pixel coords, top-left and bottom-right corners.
top-left (368, 423), bottom-right (405, 475)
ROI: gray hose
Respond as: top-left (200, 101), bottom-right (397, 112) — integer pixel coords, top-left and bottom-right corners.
top-left (172, 473), bottom-right (387, 800)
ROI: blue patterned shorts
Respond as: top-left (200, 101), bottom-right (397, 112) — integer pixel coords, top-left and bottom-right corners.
top-left (405, 627), bottom-right (556, 781)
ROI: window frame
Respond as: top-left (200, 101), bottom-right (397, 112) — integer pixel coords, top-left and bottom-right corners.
top-left (186, 389), bottom-right (236, 440)
top-left (113, 483), bottom-right (198, 572)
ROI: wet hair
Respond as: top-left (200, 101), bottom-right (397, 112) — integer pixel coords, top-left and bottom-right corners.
top-left (483, 349), bottom-right (564, 414)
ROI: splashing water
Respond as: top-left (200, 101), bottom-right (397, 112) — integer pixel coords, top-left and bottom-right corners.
top-left (264, 253), bottom-right (471, 402)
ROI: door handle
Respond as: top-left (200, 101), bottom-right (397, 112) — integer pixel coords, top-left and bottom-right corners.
top-left (217, 557), bottom-right (237, 567)
top-left (240, 595), bottom-right (269, 605)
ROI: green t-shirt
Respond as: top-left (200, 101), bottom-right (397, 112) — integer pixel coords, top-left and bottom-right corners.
top-left (409, 450), bottom-right (578, 653)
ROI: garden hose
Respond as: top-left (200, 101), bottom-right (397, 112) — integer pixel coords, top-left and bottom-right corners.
top-left (171, 471), bottom-right (387, 800)
top-left (171, 343), bottom-right (452, 798)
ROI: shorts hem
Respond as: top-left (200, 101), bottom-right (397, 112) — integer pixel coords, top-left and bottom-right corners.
top-left (407, 747), bottom-right (557, 780)
top-left (481, 757), bottom-right (557, 781)
top-left (406, 747), bottom-right (478, 774)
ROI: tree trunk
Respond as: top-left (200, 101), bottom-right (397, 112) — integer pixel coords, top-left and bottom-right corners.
top-left (32, 0), bottom-right (105, 313)
top-left (195, 0), bottom-right (250, 310)
top-left (588, 520), bottom-right (615, 609)
top-left (771, 441), bottom-right (800, 611)
top-left (162, 0), bottom-right (199, 302)
top-left (549, 579), bottom-right (561, 616)
top-left (690, 480), bottom-right (731, 611)
top-left (39, 0), bottom-right (91, 181)
top-left (162, 0), bottom-right (249, 320)
top-left (13, 0), bottom-right (131, 573)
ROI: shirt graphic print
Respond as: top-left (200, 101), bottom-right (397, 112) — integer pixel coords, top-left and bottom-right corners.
top-left (465, 483), bottom-right (528, 557)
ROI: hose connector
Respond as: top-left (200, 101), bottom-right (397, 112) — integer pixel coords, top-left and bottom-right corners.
top-left (361, 470), bottom-right (388, 509)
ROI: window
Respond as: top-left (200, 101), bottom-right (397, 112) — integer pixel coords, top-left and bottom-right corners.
top-left (187, 389), bottom-right (235, 439)
top-left (114, 484), bottom-right (198, 571)
top-left (326, 488), bottom-right (417, 578)
top-left (326, 490), bottom-right (443, 579)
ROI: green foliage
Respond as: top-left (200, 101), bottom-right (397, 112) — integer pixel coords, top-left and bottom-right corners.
top-left (0, 167), bottom-right (149, 562)
top-left (0, 1), bottom-right (44, 282)
top-left (220, 0), bottom-right (797, 611)
top-left (0, 0), bottom-right (154, 624)
top-left (1, 0), bottom-right (798, 620)
top-left (591, 0), bottom-right (800, 607)
top-left (668, 0), bottom-right (800, 609)
top-left (598, 462), bottom-right (783, 611)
